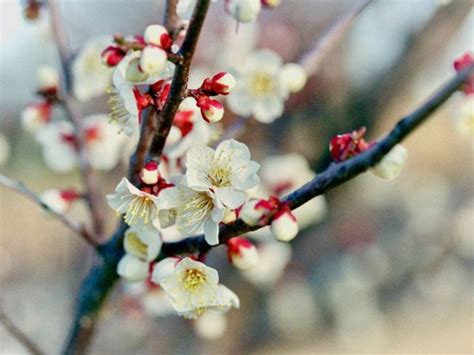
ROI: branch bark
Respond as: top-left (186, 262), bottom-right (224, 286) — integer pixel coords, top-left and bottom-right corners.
top-left (47, 0), bottom-right (106, 239)
top-left (0, 306), bottom-right (45, 355)
top-left (0, 174), bottom-right (97, 247)
top-left (160, 64), bottom-right (474, 257)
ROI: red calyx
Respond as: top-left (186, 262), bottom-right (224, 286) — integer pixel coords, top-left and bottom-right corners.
top-left (329, 127), bottom-right (372, 162)
top-left (101, 46), bottom-right (126, 67)
top-left (227, 237), bottom-right (253, 259)
top-left (59, 189), bottom-right (81, 202)
top-left (149, 80), bottom-right (171, 111)
top-left (173, 110), bottom-right (194, 137)
top-left (454, 52), bottom-right (474, 95)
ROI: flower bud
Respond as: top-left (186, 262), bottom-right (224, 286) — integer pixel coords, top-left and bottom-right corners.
top-left (40, 188), bottom-right (80, 214)
top-left (240, 198), bottom-right (266, 226)
top-left (21, 102), bottom-right (52, 133)
top-left (225, 0), bottom-right (262, 23)
top-left (453, 52), bottom-right (474, 96)
top-left (261, 0), bottom-right (281, 8)
top-left (101, 46), bottom-right (126, 67)
top-left (271, 209), bottom-right (299, 242)
top-left (124, 226), bottom-right (162, 262)
top-left (370, 144), bottom-right (408, 180)
top-left (227, 237), bottom-right (259, 270)
top-left (193, 312), bottom-right (227, 340)
top-left (151, 257), bottom-right (179, 284)
top-left (117, 254), bottom-right (149, 282)
top-left (144, 24), bottom-right (172, 49)
top-left (280, 63), bottom-right (307, 93)
top-left (196, 96), bottom-right (224, 123)
top-left (37, 65), bottom-right (59, 91)
top-left (140, 161), bottom-right (160, 185)
top-left (202, 72), bottom-right (236, 95)
top-left (140, 46), bottom-right (167, 75)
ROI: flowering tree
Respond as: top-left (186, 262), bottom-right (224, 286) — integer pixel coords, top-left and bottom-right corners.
top-left (1, 0), bottom-right (473, 354)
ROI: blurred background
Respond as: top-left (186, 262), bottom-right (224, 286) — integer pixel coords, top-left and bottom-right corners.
top-left (1, 0), bottom-right (473, 354)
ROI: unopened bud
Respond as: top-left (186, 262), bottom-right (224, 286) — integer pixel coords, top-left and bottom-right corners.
top-left (140, 46), bottom-right (167, 75)
top-left (101, 46), bottom-right (126, 67)
top-left (225, 0), bottom-right (262, 23)
top-left (370, 144), bottom-right (407, 180)
top-left (227, 237), bottom-right (259, 270)
top-left (144, 24), bottom-right (172, 49)
top-left (21, 102), bottom-right (52, 133)
top-left (124, 227), bottom-right (161, 262)
top-left (454, 52), bottom-right (474, 95)
top-left (117, 254), bottom-right (149, 282)
top-left (202, 72), bottom-right (236, 95)
top-left (240, 198), bottom-right (267, 226)
top-left (280, 63), bottom-right (307, 93)
top-left (271, 209), bottom-right (298, 242)
top-left (196, 96), bottom-right (224, 123)
top-left (37, 66), bottom-right (59, 90)
top-left (140, 161), bottom-right (160, 185)
top-left (40, 188), bottom-right (79, 214)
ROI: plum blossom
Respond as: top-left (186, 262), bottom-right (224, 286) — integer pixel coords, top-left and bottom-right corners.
top-left (160, 139), bottom-right (260, 245)
top-left (123, 226), bottom-right (162, 262)
top-left (107, 177), bottom-right (164, 229)
top-left (152, 257), bottom-right (240, 319)
top-left (370, 144), bottom-right (408, 180)
top-left (72, 36), bottom-right (114, 101)
top-left (227, 49), bottom-right (307, 123)
top-left (35, 115), bottom-right (126, 172)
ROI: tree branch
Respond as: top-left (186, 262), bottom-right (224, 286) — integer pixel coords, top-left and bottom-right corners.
top-left (47, 0), bottom-right (106, 239)
top-left (0, 305), bottom-right (45, 355)
top-left (0, 174), bottom-right (97, 247)
top-left (160, 64), bottom-right (474, 257)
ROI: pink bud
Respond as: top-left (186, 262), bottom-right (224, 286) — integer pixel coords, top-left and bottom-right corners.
top-left (227, 237), bottom-right (259, 270)
top-left (101, 46), bottom-right (126, 67)
top-left (140, 46), bottom-right (167, 75)
top-left (196, 96), bottom-right (224, 123)
top-left (271, 209), bottom-right (298, 242)
top-left (143, 24), bottom-right (172, 50)
top-left (140, 161), bottom-right (160, 185)
top-left (201, 72), bottom-right (236, 95)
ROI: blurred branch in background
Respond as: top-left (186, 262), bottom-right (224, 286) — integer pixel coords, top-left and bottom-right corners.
top-left (0, 305), bottom-right (44, 355)
top-left (0, 174), bottom-right (97, 246)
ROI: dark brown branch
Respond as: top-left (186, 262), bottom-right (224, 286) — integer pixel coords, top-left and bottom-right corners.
top-left (0, 174), bottom-right (97, 247)
top-left (47, 0), bottom-right (106, 239)
top-left (0, 306), bottom-right (45, 355)
top-left (299, 0), bottom-right (373, 76)
top-left (148, 0), bottom-right (211, 162)
top-left (160, 64), bottom-right (474, 257)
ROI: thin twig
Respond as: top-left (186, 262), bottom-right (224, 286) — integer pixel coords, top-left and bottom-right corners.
top-left (0, 306), bottom-right (45, 355)
top-left (299, 0), bottom-right (373, 76)
top-left (47, 0), bottom-right (105, 239)
top-left (0, 174), bottom-right (97, 247)
top-left (160, 64), bottom-right (474, 257)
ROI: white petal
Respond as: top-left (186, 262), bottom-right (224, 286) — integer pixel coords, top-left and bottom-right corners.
top-left (215, 139), bottom-right (250, 168)
top-left (204, 218), bottom-right (220, 246)
top-left (185, 146), bottom-right (214, 190)
top-left (226, 88), bottom-right (254, 117)
top-left (117, 254), bottom-right (149, 282)
top-left (253, 96), bottom-right (284, 123)
top-left (211, 205), bottom-right (225, 222)
top-left (231, 161), bottom-right (260, 190)
top-left (151, 257), bottom-right (178, 284)
top-left (214, 187), bottom-right (246, 209)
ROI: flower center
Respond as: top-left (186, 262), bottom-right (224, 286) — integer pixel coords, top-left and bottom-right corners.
top-left (124, 195), bottom-right (155, 226)
top-left (250, 72), bottom-right (274, 97)
top-left (181, 268), bottom-right (207, 291)
top-left (208, 164), bottom-right (232, 187)
top-left (126, 232), bottom-right (148, 259)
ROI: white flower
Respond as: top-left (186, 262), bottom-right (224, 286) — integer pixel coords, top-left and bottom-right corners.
top-left (271, 210), bottom-right (299, 242)
top-left (225, 0), bottom-right (261, 23)
top-left (83, 114), bottom-right (127, 170)
top-left (21, 102), bottom-right (51, 134)
top-left (185, 139), bottom-right (260, 207)
top-left (124, 226), bottom-right (162, 261)
top-left (193, 311), bottom-right (227, 340)
top-left (117, 254), bottom-right (149, 282)
top-left (107, 177), bottom-right (164, 229)
top-left (177, 0), bottom-right (196, 20)
top-left (140, 46), bottom-right (167, 75)
top-left (159, 177), bottom-right (225, 245)
top-left (227, 50), bottom-right (305, 123)
top-left (40, 188), bottom-right (79, 214)
top-left (154, 257), bottom-right (240, 319)
top-left (72, 36), bottom-right (113, 101)
top-left (370, 144), bottom-right (408, 180)
top-left (161, 139), bottom-right (259, 244)
top-left (35, 121), bottom-right (78, 173)
top-left (143, 25), bottom-right (170, 47)
top-left (37, 65), bottom-right (59, 90)
top-left (241, 242), bottom-right (291, 288)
